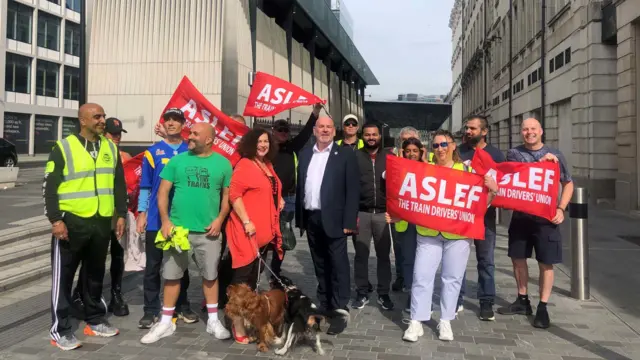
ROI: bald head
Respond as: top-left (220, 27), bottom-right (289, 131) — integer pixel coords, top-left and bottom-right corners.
top-left (230, 114), bottom-right (246, 126)
top-left (314, 117), bottom-right (336, 147)
top-left (521, 117), bottom-right (543, 148)
top-left (188, 122), bottom-right (215, 154)
top-left (78, 103), bottom-right (106, 139)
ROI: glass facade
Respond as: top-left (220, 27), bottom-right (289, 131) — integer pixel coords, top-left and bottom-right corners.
top-left (5, 53), bottom-right (31, 94)
top-left (36, 60), bottom-right (59, 97)
top-left (37, 12), bottom-right (60, 51)
top-left (64, 22), bottom-right (80, 56)
top-left (66, 0), bottom-right (81, 12)
top-left (7, 0), bottom-right (32, 44)
top-left (63, 66), bottom-right (79, 100)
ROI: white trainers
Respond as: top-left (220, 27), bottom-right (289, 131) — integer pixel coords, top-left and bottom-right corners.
top-left (456, 305), bottom-right (464, 314)
top-left (402, 320), bottom-right (424, 342)
top-left (437, 320), bottom-right (454, 341)
top-left (206, 318), bottom-right (231, 340)
top-left (141, 322), bottom-right (176, 344)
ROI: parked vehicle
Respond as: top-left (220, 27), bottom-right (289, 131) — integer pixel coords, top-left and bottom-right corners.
top-left (0, 138), bottom-right (18, 167)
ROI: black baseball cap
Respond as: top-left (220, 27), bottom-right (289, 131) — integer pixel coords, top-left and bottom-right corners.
top-left (163, 108), bottom-right (186, 122)
top-left (105, 117), bottom-right (127, 134)
top-left (272, 119), bottom-right (290, 131)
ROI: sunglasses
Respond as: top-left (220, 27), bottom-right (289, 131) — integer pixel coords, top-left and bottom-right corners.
top-left (274, 127), bottom-right (290, 133)
top-left (432, 142), bottom-right (451, 149)
top-left (344, 121), bottom-right (358, 127)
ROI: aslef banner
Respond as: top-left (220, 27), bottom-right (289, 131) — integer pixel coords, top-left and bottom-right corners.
top-left (471, 148), bottom-right (560, 221)
top-left (158, 76), bottom-right (249, 166)
top-left (385, 155), bottom-right (489, 240)
top-left (243, 72), bottom-right (326, 117)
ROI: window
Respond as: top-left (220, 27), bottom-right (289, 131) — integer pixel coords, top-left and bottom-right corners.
top-left (64, 22), bottom-right (80, 56)
top-left (66, 0), bottom-right (81, 12)
top-left (532, 68), bottom-right (538, 83)
top-left (555, 52), bottom-right (564, 69)
top-left (37, 13), bottom-right (60, 51)
top-left (5, 53), bottom-right (31, 94)
top-left (63, 66), bottom-right (79, 100)
top-left (528, 74), bottom-right (532, 86)
top-left (549, 59), bottom-right (555, 73)
top-left (36, 60), bottom-right (59, 97)
top-left (46, 0), bottom-right (60, 3)
top-left (7, 1), bottom-right (32, 44)
top-left (565, 47), bottom-right (571, 64)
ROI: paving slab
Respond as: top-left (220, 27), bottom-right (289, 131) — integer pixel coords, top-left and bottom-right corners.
top-left (0, 223), bottom-right (638, 360)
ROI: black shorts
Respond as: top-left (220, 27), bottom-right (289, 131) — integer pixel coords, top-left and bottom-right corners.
top-left (230, 246), bottom-right (268, 289)
top-left (507, 216), bottom-right (562, 265)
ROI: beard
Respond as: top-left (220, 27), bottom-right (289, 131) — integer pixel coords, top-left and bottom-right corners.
top-left (365, 141), bottom-right (380, 150)
top-left (466, 135), bottom-right (482, 145)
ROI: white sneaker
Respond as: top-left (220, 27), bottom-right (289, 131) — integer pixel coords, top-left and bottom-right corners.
top-left (206, 318), bottom-right (231, 340)
top-left (402, 320), bottom-right (424, 342)
top-left (140, 322), bottom-right (176, 344)
top-left (437, 320), bottom-right (454, 341)
top-left (456, 305), bottom-right (464, 314)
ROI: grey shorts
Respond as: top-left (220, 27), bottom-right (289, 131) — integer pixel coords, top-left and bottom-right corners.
top-left (162, 232), bottom-right (222, 281)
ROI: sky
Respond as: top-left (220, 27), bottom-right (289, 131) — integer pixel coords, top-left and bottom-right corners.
top-left (345, 0), bottom-right (454, 100)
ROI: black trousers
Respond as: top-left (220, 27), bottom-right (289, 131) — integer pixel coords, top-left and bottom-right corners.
top-left (230, 246), bottom-right (268, 290)
top-left (74, 231), bottom-right (123, 300)
top-left (305, 210), bottom-right (350, 311)
top-left (143, 230), bottom-right (190, 314)
top-left (50, 214), bottom-right (111, 340)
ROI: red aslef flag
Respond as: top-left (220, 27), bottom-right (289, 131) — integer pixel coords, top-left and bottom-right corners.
top-left (243, 72), bottom-right (326, 117)
top-left (386, 155), bottom-right (489, 240)
top-left (471, 149), bottom-right (560, 221)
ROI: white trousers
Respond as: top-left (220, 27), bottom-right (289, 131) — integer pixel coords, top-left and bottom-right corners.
top-left (410, 234), bottom-right (471, 321)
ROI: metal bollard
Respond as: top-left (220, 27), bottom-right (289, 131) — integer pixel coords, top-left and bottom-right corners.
top-left (569, 187), bottom-right (590, 300)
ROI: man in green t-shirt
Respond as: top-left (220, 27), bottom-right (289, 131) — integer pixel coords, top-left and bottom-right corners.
top-left (141, 123), bottom-right (232, 344)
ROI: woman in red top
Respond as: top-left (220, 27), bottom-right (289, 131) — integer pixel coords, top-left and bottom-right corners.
top-left (226, 128), bottom-right (284, 343)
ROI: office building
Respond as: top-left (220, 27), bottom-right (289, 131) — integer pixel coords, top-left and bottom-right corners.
top-left (87, 0), bottom-right (376, 146)
top-left (0, 0), bottom-right (82, 156)
top-left (451, 0), bottom-right (640, 212)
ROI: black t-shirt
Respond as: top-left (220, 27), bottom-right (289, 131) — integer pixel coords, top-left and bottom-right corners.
top-left (458, 142), bottom-right (506, 225)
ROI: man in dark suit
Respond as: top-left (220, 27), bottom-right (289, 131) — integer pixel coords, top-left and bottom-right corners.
top-left (295, 116), bottom-right (360, 335)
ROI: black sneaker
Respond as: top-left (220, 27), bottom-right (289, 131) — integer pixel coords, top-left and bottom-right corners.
top-left (377, 295), bottom-right (394, 310)
top-left (392, 277), bottom-right (404, 292)
top-left (533, 307), bottom-right (550, 329)
top-left (479, 301), bottom-right (495, 321)
top-left (497, 298), bottom-right (533, 316)
top-left (351, 295), bottom-right (369, 309)
top-left (108, 288), bottom-right (130, 317)
top-left (327, 308), bottom-right (349, 335)
top-left (138, 313), bottom-right (158, 329)
top-left (177, 307), bottom-right (199, 324)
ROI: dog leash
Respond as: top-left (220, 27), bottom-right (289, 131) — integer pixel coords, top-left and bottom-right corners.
top-left (249, 234), bottom-right (288, 291)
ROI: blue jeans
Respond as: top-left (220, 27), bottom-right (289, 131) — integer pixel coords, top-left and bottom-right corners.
top-left (398, 225), bottom-right (417, 288)
top-left (458, 225), bottom-right (496, 306)
top-left (392, 227), bottom-right (404, 279)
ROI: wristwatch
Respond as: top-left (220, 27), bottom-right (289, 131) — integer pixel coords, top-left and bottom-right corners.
top-left (557, 206), bottom-right (566, 212)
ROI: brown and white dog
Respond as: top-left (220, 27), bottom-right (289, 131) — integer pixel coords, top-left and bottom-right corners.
top-left (225, 283), bottom-right (287, 352)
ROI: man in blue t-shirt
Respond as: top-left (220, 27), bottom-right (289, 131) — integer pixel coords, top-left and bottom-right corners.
top-left (457, 115), bottom-right (505, 322)
top-left (136, 108), bottom-right (196, 329)
top-left (496, 118), bottom-right (574, 330)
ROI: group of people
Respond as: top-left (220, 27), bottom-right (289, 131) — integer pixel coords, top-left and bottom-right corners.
top-left (44, 101), bottom-right (573, 351)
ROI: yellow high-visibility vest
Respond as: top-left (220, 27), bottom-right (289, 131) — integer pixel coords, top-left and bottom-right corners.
top-left (293, 152), bottom-right (298, 184)
top-left (336, 139), bottom-right (364, 149)
top-left (56, 134), bottom-right (117, 218)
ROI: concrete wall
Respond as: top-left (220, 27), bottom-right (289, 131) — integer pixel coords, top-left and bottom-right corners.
top-left (88, 0), bottom-right (224, 143)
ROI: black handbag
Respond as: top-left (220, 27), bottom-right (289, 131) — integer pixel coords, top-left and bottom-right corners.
top-left (280, 210), bottom-right (296, 251)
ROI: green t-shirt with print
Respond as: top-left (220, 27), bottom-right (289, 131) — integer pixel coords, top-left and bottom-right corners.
top-left (160, 151), bottom-right (232, 232)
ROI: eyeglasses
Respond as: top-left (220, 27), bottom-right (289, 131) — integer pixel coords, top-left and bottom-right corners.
top-left (432, 142), bottom-right (452, 149)
top-left (274, 127), bottom-right (290, 133)
top-left (344, 121), bottom-right (358, 127)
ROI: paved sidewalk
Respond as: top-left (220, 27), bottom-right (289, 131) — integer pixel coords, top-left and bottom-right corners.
top-left (1, 225), bottom-right (640, 360)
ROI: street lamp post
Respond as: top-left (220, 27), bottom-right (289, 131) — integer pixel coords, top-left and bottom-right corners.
top-left (79, 0), bottom-right (87, 106)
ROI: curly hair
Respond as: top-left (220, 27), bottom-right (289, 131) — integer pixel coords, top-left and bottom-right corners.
top-left (237, 128), bottom-right (278, 162)
top-left (432, 129), bottom-right (461, 163)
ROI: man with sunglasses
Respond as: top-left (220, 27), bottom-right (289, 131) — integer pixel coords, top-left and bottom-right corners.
top-left (269, 103), bottom-right (323, 279)
top-left (337, 114), bottom-right (364, 150)
top-left (456, 115), bottom-right (505, 322)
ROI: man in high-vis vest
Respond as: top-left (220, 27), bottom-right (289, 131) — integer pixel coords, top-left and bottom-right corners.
top-left (336, 114), bottom-right (364, 150)
top-left (270, 104), bottom-right (322, 280)
top-left (44, 103), bottom-right (128, 351)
